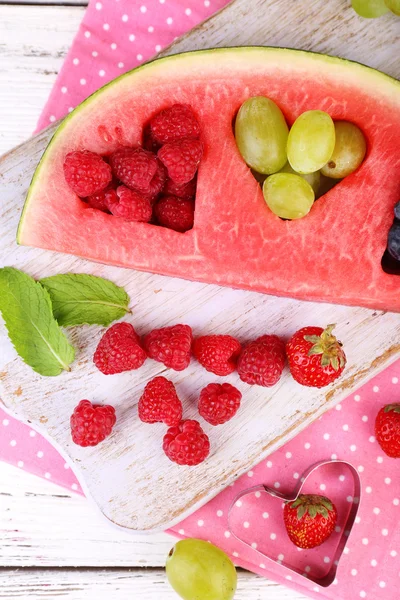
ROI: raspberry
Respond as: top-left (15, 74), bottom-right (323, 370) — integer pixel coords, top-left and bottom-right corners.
top-left (198, 383), bottom-right (242, 426)
top-left (93, 322), bottom-right (147, 375)
top-left (144, 324), bottom-right (192, 371)
top-left (70, 400), bottom-right (116, 447)
top-left (64, 150), bottom-right (112, 197)
top-left (154, 196), bottom-right (194, 233)
top-left (143, 125), bottom-right (161, 153)
top-left (164, 177), bottom-right (197, 199)
top-left (110, 147), bottom-right (158, 194)
top-left (138, 376), bottom-right (182, 426)
top-left (163, 420), bottom-right (210, 466)
top-left (150, 104), bottom-right (200, 145)
top-left (237, 335), bottom-right (285, 387)
top-left (158, 139), bottom-right (203, 185)
top-left (193, 335), bottom-right (242, 376)
top-left (108, 186), bottom-right (152, 222)
top-left (147, 159), bottom-right (167, 201)
top-left (86, 186), bottom-right (117, 212)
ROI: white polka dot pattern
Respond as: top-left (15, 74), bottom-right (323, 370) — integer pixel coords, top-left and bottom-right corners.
top-left (35, 0), bottom-right (230, 129)
top-left (169, 368), bottom-right (400, 598)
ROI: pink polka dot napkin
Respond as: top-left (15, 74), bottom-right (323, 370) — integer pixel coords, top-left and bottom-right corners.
top-left (2, 2), bottom-right (399, 599)
top-left (173, 365), bottom-right (400, 600)
top-left (37, 0), bottom-right (229, 130)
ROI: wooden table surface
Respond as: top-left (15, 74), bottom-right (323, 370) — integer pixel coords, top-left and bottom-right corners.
top-left (0, 2), bottom-right (308, 597)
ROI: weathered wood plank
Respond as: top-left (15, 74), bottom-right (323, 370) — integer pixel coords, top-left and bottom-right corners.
top-left (0, 5), bottom-right (85, 154)
top-left (162, 0), bottom-right (400, 78)
top-left (0, 569), bottom-right (308, 600)
top-left (0, 463), bottom-right (172, 567)
top-left (0, 464), bottom-right (305, 600)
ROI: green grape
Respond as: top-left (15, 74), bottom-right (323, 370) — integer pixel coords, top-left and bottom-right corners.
top-left (385, 0), bottom-right (400, 15)
top-left (321, 121), bottom-right (367, 179)
top-left (278, 162), bottom-right (320, 195)
top-left (287, 110), bottom-right (335, 175)
top-left (351, 0), bottom-right (389, 17)
top-left (166, 539), bottom-right (237, 600)
top-left (263, 173), bottom-right (315, 220)
top-left (235, 96), bottom-right (289, 175)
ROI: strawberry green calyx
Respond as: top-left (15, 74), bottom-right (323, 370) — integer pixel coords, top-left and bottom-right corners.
top-left (304, 324), bottom-right (346, 371)
top-left (284, 491), bottom-right (338, 549)
top-left (384, 403), bottom-right (400, 414)
top-left (289, 494), bottom-right (334, 520)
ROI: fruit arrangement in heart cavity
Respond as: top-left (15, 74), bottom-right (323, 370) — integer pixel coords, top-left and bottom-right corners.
top-left (229, 461), bottom-right (358, 581)
top-left (62, 104), bottom-right (201, 233)
top-left (234, 97), bottom-right (367, 221)
top-left (234, 97), bottom-right (400, 272)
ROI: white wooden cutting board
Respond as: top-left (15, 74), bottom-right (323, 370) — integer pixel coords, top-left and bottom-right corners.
top-left (0, 0), bottom-right (400, 532)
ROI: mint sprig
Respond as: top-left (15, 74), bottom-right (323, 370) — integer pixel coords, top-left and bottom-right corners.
top-left (0, 268), bottom-right (75, 376)
top-left (40, 273), bottom-right (131, 327)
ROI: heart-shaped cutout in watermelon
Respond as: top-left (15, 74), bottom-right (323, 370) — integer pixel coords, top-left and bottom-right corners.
top-left (228, 460), bottom-right (361, 587)
top-left (18, 48), bottom-right (400, 312)
top-left (233, 98), bottom-right (357, 220)
top-left (61, 103), bottom-right (203, 233)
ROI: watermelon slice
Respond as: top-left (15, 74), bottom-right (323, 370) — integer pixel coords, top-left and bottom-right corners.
top-left (18, 48), bottom-right (400, 312)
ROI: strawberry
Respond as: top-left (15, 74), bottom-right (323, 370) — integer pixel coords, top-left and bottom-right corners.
top-left (375, 403), bottom-right (400, 458)
top-left (283, 494), bottom-right (338, 549)
top-left (286, 324), bottom-right (346, 388)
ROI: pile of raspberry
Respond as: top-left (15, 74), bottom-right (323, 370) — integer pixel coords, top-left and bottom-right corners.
top-left (71, 321), bottom-right (285, 466)
top-left (63, 104), bottom-right (202, 233)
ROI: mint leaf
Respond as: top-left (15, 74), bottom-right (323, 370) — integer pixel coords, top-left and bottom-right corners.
top-left (40, 273), bottom-right (131, 327)
top-left (0, 268), bottom-right (75, 376)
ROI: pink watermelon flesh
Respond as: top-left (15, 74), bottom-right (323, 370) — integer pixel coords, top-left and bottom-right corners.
top-left (18, 48), bottom-right (400, 312)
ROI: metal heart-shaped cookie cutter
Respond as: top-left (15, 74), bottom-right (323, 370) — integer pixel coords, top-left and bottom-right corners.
top-left (228, 460), bottom-right (361, 587)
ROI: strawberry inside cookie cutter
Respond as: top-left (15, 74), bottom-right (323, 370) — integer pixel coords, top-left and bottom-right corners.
top-left (228, 460), bottom-right (361, 587)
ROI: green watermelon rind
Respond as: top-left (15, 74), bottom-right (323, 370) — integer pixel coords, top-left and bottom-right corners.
top-left (17, 46), bottom-right (400, 242)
